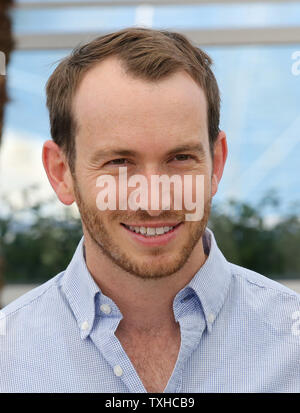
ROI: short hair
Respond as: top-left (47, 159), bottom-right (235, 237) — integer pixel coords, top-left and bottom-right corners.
top-left (46, 27), bottom-right (221, 172)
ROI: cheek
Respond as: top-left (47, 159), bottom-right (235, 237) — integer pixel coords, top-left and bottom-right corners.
top-left (182, 173), bottom-right (210, 200)
top-left (73, 173), bottom-right (99, 212)
top-left (204, 174), bottom-right (212, 198)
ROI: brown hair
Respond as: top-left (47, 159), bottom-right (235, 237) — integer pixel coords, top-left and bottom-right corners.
top-left (46, 27), bottom-right (221, 172)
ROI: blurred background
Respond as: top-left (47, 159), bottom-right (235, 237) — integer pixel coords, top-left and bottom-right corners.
top-left (0, 0), bottom-right (300, 308)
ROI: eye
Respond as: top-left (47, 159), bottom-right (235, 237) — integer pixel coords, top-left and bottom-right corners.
top-left (172, 154), bottom-right (194, 162)
top-left (106, 158), bottom-right (129, 165)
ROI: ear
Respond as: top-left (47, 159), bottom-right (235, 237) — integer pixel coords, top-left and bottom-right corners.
top-left (211, 130), bottom-right (228, 197)
top-left (42, 140), bottom-right (75, 205)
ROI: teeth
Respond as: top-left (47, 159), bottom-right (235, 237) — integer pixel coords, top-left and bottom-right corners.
top-left (146, 227), bottom-right (156, 236)
top-left (126, 224), bottom-right (175, 236)
top-left (128, 225), bottom-right (174, 237)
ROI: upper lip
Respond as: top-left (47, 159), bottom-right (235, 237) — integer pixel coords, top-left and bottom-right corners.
top-left (122, 222), bottom-right (182, 228)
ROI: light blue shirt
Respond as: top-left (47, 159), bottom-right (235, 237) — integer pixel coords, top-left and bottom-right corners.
top-left (1, 228), bottom-right (300, 393)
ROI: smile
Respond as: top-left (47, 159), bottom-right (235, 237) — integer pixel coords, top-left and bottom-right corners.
top-left (122, 223), bottom-right (181, 237)
top-left (120, 222), bottom-right (183, 247)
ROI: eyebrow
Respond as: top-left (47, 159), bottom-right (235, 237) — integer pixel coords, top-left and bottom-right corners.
top-left (90, 142), bottom-right (206, 164)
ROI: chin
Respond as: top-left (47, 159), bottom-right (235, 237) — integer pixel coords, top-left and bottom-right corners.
top-left (123, 250), bottom-right (188, 279)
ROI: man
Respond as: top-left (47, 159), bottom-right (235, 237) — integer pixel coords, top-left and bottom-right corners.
top-left (1, 27), bottom-right (300, 393)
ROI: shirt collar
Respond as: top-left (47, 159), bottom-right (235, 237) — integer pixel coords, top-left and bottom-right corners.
top-left (187, 227), bottom-right (232, 333)
top-left (61, 227), bottom-right (232, 339)
top-left (61, 237), bottom-right (100, 339)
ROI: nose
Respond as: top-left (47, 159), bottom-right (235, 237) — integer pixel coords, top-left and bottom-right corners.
top-left (135, 167), bottom-right (169, 216)
top-left (144, 208), bottom-right (164, 217)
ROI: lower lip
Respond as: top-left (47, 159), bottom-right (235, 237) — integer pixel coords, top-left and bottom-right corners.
top-left (121, 223), bottom-right (183, 247)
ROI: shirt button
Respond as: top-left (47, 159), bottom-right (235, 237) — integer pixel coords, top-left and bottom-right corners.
top-left (207, 313), bottom-right (215, 323)
top-left (81, 321), bottom-right (89, 331)
top-left (100, 304), bottom-right (112, 315)
top-left (114, 365), bottom-right (123, 377)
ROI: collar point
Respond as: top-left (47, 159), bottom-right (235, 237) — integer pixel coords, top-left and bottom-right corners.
top-left (79, 320), bottom-right (93, 339)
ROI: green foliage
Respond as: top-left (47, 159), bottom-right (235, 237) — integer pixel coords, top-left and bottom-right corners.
top-left (0, 188), bottom-right (82, 284)
top-left (0, 187), bottom-right (300, 283)
top-left (209, 191), bottom-right (300, 279)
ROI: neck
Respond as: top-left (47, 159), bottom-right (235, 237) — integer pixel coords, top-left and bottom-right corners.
top-left (84, 235), bottom-right (207, 333)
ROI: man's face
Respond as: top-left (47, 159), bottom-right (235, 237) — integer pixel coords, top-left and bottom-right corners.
top-left (71, 57), bottom-right (214, 279)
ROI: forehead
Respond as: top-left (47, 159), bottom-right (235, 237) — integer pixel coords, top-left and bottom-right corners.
top-left (72, 56), bottom-right (208, 151)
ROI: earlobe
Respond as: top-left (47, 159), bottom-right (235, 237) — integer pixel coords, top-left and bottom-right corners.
top-left (211, 130), bottom-right (228, 198)
top-left (42, 140), bottom-right (75, 205)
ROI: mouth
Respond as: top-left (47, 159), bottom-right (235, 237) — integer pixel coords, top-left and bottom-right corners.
top-left (121, 222), bottom-right (181, 236)
top-left (120, 222), bottom-right (183, 247)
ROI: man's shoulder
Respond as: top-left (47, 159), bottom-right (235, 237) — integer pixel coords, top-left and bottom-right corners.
top-left (1, 272), bottom-right (65, 320)
top-left (227, 262), bottom-right (300, 333)
top-left (229, 261), bottom-right (300, 300)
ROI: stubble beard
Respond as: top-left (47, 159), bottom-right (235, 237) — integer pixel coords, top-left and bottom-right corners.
top-left (73, 176), bottom-right (211, 280)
